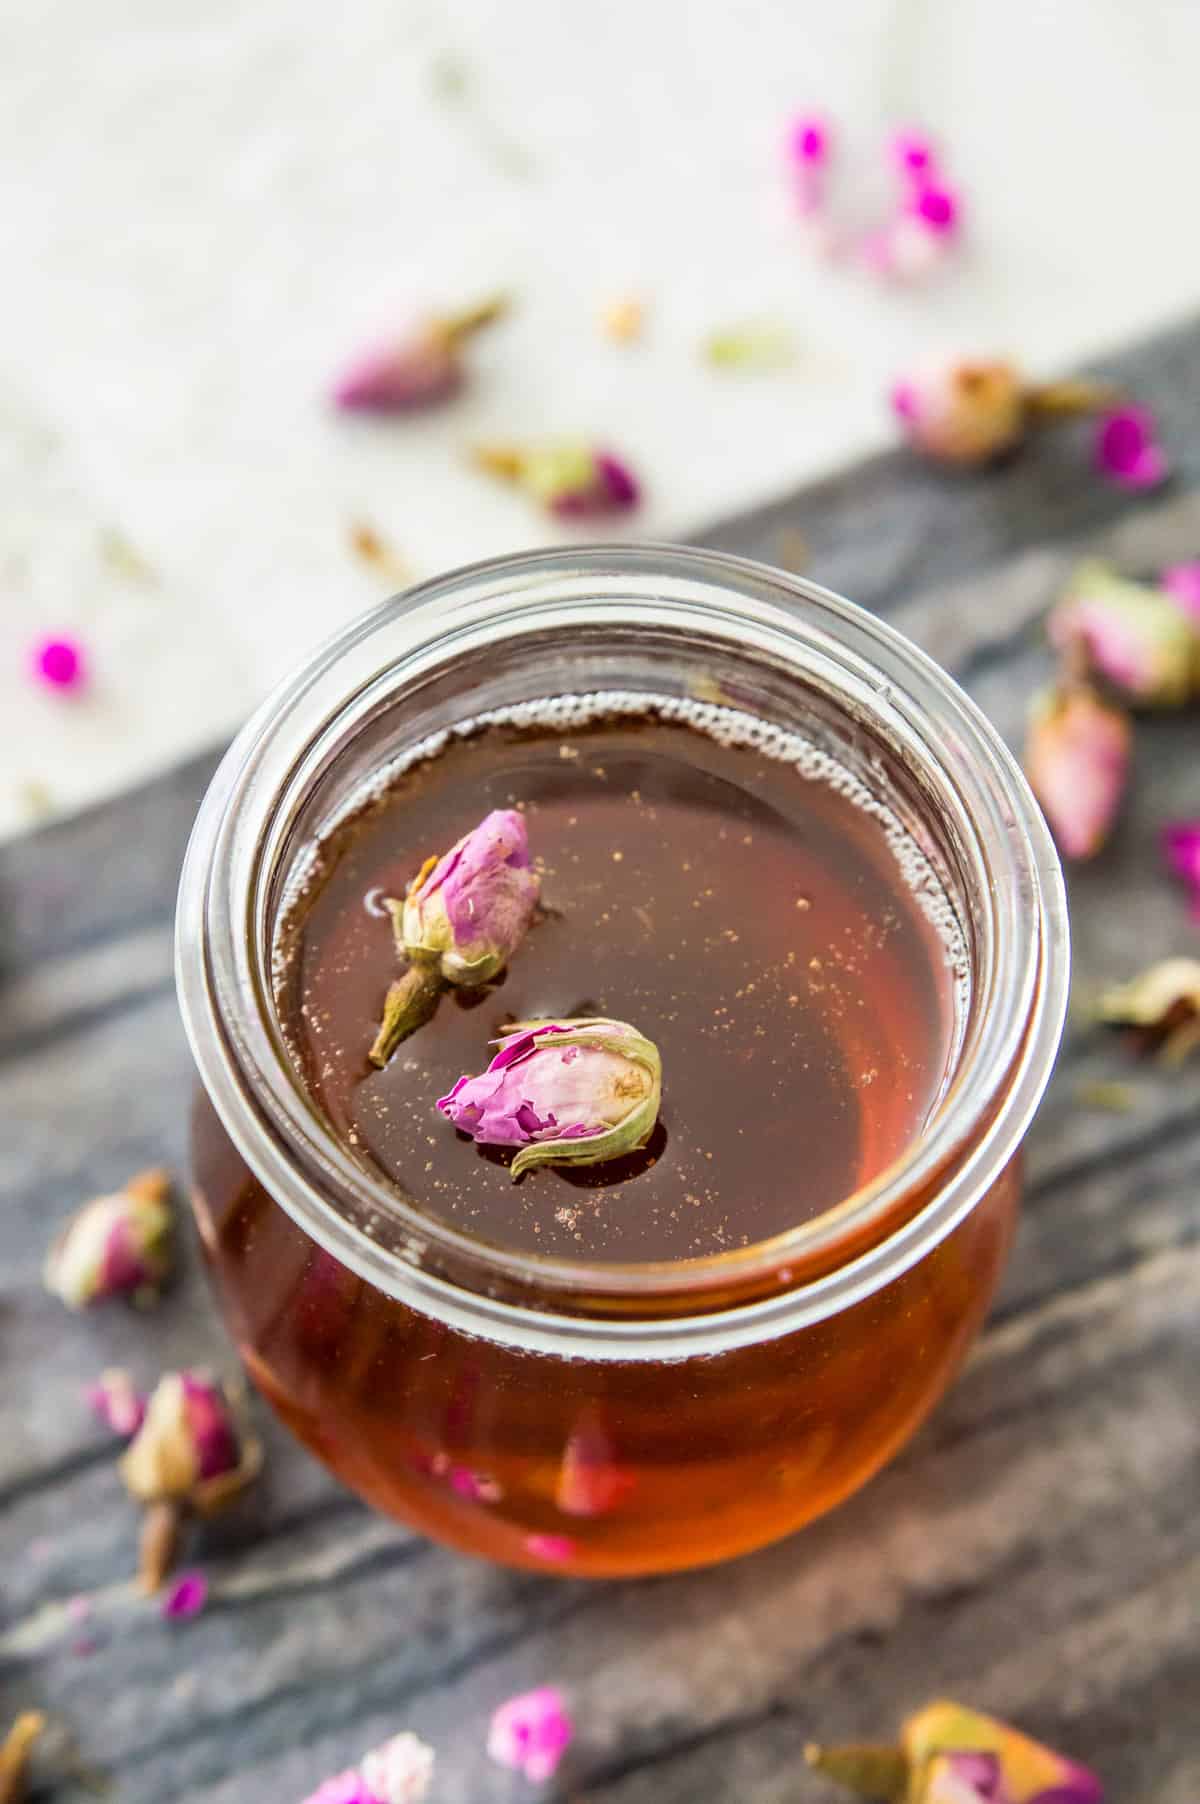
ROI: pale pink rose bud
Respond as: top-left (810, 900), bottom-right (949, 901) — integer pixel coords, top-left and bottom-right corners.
top-left (438, 1017), bottom-right (662, 1179)
top-left (1024, 684), bottom-right (1131, 860)
top-left (43, 1169), bottom-right (172, 1308)
top-left (1049, 560), bottom-right (1200, 707)
top-left (332, 295), bottom-right (507, 412)
top-left (890, 357), bottom-right (1025, 465)
top-left (399, 808), bottom-right (539, 986)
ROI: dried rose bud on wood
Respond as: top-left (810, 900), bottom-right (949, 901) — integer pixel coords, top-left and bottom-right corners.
top-left (471, 441), bottom-right (640, 516)
top-left (806, 1697), bottom-right (1103, 1802)
top-left (332, 294), bottom-right (508, 412)
top-left (120, 1370), bottom-right (262, 1590)
top-left (43, 1168), bottom-right (171, 1309)
top-left (891, 357), bottom-right (1117, 467)
top-left (370, 809), bottom-right (540, 1067)
top-left (1048, 560), bottom-right (1200, 708)
top-left (1024, 683), bottom-right (1131, 860)
top-left (1098, 958), bottom-right (1200, 1065)
top-left (301, 1730), bottom-right (434, 1804)
top-left (438, 1017), bottom-right (662, 1178)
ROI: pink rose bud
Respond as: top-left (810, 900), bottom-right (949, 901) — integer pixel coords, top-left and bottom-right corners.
top-left (1047, 560), bottom-right (1200, 708)
top-left (891, 358), bottom-right (1025, 465)
top-left (807, 1698), bottom-right (1103, 1803)
top-left (302, 1732), bottom-right (434, 1804)
top-left (1094, 405), bottom-right (1169, 490)
top-left (87, 1368), bottom-right (147, 1438)
top-left (120, 1370), bottom-right (261, 1513)
top-left (399, 808), bottom-right (540, 986)
top-left (43, 1169), bottom-right (172, 1309)
top-left (472, 441), bottom-right (640, 516)
top-left (332, 294), bottom-right (507, 412)
top-left (1161, 560), bottom-right (1200, 621)
top-left (487, 1686), bottom-right (574, 1785)
top-left (1164, 820), bottom-right (1200, 919)
top-left (370, 809), bottom-right (540, 1066)
top-left (438, 1017), bottom-right (663, 1179)
top-left (1024, 683), bottom-right (1131, 860)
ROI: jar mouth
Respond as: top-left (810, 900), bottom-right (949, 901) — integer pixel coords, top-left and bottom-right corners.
top-left (177, 544), bottom-right (1068, 1357)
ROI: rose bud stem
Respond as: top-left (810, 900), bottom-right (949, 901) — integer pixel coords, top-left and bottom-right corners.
top-left (1024, 377), bottom-right (1121, 418)
top-left (369, 965), bottom-right (445, 1067)
top-left (0, 1714), bottom-right (45, 1804)
top-left (803, 1743), bottom-right (908, 1799)
top-left (137, 1498), bottom-right (186, 1595)
top-left (440, 292), bottom-right (509, 344)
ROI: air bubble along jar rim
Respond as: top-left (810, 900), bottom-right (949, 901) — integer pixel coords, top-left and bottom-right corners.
top-left (175, 543), bottom-right (1069, 1360)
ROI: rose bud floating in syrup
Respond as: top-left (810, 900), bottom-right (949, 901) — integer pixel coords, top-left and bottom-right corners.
top-left (438, 1017), bottom-right (662, 1178)
top-left (370, 808), bottom-right (540, 1066)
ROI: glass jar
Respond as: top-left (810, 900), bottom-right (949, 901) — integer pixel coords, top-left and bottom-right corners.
top-left (176, 544), bottom-right (1067, 1576)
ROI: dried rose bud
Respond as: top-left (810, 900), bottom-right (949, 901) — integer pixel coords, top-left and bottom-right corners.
top-left (806, 1697), bottom-right (1103, 1803)
top-left (370, 809), bottom-right (540, 1066)
top-left (43, 1169), bottom-right (171, 1309)
top-left (121, 1370), bottom-right (262, 1590)
top-left (87, 1368), bottom-right (147, 1438)
top-left (398, 808), bottom-right (540, 986)
top-left (302, 1731), bottom-right (434, 1804)
top-left (438, 1017), bottom-right (662, 1179)
top-left (332, 294), bottom-right (507, 412)
top-left (1098, 957), bottom-right (1200, 1064)
top-left (472, 442), bottom-right (640, 516)
top-left (1048, 560), bottom-right (1200, 707)
top-left (487, 1687), bottom-right (574, 1785)
top-left (1162, 560), bottom-right (1200, 620)
top-left (1163, 820), bottom-right (1200, 919)
top-left (891, 358), bottom-right (1026, 465)
top-left (1024, 684), bottom-right (1131, 860)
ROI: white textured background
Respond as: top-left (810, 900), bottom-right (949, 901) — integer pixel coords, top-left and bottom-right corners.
top-left (3, 0), bottom-right (1199, 835)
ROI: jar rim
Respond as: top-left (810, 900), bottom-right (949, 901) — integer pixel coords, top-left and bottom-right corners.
top-left (176, 543), bottom-right (1068, 1358)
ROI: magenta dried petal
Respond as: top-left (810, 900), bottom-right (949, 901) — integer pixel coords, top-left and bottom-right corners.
top-left (161, 1571), bottom-right (208, 1620)
top-left (32, 635), bottom-right (87, 692)
top-left (1095, 407), bottom-right (1170, 490)
top-left (488, 1686), bottom-right (574, 1784)
top-left (912, 183), bottom-right (961, 233)
top-left (788, 114), bottom-right (831, 165)
top-left (891, 127), bottom-right (937, 181)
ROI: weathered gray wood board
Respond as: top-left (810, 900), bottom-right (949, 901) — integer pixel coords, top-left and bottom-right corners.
top-left (3, 317), bottom-right (1199, 1802)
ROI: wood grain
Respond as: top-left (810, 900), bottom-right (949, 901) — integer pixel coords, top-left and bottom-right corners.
top-left (2, 316), bottom-right (1199, 1802)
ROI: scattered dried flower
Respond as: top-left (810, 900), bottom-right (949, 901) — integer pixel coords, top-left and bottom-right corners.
top-left (1024, 684), bottom-right (1131, 860)
top-left (889, 127), bottom-right (937, 183)
top-left (1098, 958), bottom-right (1200, 1064)
top-left (0, 1711), bottom-right (46, 1804)
top-left (302, 1731), bottom-right (434, 1804)
top-left (371, 809), bottom-right (540, 1066)
top-left (786, 113), bottom-right (832, 216)
top-left (471, 442), bottom-right (640, 516)
top-left (1095, 405), bottom-right (1169, 490)
top-left (43, 1169), bottom-right (172, 1309)
top-left (704, 321), bottom-right (795, 371)
top-left (31, 636), bottom-right (86, 693)
top-left (1163, 821), bottom-right (1200, 920)
top-left (87, 1368), bottom-right (147, 1438)
top-left (806, 1697), bottom-right (1103, 1802)
top-left (1047, 560), bottom-right (1200, 707)
top-left (438, 1017), bottom-right (662, 1178)
top-left (891, 358), bottom-right (1025, 466)
top-left (487, 1687), bottom-right (574, 1784)
top-left (348, 522), bottom-right (411, 587)
top-left (333, 295), bottom-right (508, 412)
top-left (121, 1370), bottom-right (262, 1590)
top-left (601, 297), bottom-right (645, 343)
top-left (161, 1571), bottom-right (208, 1621)
top-left (1161, 560), bottom-right (1200, 620)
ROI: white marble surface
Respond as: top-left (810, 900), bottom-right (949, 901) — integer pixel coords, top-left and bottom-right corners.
top-left (3, 0), bottom-right (1198, 835)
